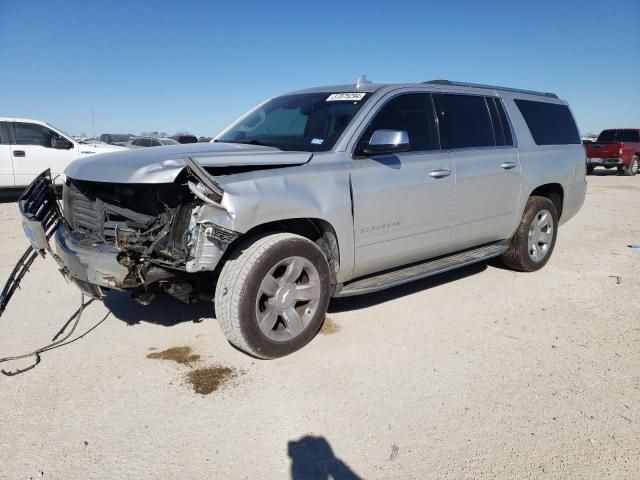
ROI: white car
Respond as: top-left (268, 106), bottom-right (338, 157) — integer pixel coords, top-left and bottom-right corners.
top-left (0, 117), bottom-right (126, 188)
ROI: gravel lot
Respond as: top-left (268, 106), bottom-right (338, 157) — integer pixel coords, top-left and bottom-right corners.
top-left (0, 172), bottom-right (638, 479)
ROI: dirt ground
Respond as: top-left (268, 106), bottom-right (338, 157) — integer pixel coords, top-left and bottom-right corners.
top-left (0, 172), bottom-right (638, 479)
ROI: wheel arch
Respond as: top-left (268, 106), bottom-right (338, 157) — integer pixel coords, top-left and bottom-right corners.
top-left (229, 217), bottom-right (341, 285)
top-left (529, 183), bottom-right (564, 219)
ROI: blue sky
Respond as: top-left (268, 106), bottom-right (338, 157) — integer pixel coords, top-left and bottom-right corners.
top-left (1, 0), bottom-right (638, 137)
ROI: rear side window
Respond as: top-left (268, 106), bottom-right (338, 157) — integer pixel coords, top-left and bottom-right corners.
top-left (362, 93), bottom-right (439, 152)
top-left (433, 94), bottom-right (495, 149)
top-left (487, 97), bottom-right (513, 146)
top-left (514, 99), bottom-right (580, 145)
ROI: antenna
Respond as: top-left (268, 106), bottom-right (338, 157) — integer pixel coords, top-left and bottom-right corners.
top-left (356, 75), bottom-right (371, 90)
top-left (91, 107), bottom-right (96, 138)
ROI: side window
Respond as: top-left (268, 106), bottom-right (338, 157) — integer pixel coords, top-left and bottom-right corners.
top-left (514, 99), bottom-right (580, 145)
top-left (628, 131), bottom-right (640, 142)
top-left (152, 140), bottom-right (161, 146)
top-left (142, 139), bottom-right (152, 147)
top-left (0, 122), bottom-right (11, 144)
top-left (14, 123), bottom-right (59, 148)
top-left (433, 94), bottom-right (495, 149)
top-left (486, 97), bottom-right (514, 146)
top-left (361, 93), bottom-right (439, 152)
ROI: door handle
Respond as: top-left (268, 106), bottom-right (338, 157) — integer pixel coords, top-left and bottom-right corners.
top-left (500, 161), bottom-right (517, 170)
top-left (13, 150), bottom-right (25, 158)
top-left (429, 169), bottom-right (451, 179)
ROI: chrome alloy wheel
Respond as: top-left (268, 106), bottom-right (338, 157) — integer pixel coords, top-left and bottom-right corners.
top-left (255, 256), bottom-right (322, 341)
top-left (632, 158), bottom-right (639, 175)
top-left (527, 209), bottom-right (554, 262)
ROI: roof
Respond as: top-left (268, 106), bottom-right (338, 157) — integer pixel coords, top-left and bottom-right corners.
top-left (0, 117), bottom-right (48, 124)
top-left (287, 79), bottom-right (559, 99)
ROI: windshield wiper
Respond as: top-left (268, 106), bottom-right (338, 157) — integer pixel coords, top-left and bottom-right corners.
top-left (216, 139), bottom-right (281, 150)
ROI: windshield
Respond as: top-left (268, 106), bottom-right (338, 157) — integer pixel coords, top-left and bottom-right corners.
top-left (216, 92), bottom-right (370, 152)
top-left (597, 129), bottom-right (639, 143)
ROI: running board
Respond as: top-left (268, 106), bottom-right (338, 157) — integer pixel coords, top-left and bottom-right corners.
top-left (336, 240), bottom-right (509, 297)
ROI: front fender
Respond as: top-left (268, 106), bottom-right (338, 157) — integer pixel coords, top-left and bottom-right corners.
top-left (204, 161), bottom-right (355, 283)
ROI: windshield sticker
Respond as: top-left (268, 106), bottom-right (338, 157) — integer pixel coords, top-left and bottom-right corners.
top-left (311, 138), bottom-right (324, 145)
top-left (326, 93), bottom-right (366, 102)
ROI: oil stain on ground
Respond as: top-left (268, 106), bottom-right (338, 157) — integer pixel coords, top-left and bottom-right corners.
top-left (187, 366), bottom-right (237, 395)
top-left (147, 346), bottom-right (239, 395)
top-left (147, 346), bottom-right (200, 365)
top-left (320, 316), bottom-right (340, 335)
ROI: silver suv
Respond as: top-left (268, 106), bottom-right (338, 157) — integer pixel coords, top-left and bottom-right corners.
top-left (16, 78), bottom-right (587, 358)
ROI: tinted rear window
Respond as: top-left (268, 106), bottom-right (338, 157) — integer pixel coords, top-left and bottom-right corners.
top-left (514, 99), bottom-right (580, 145)
top-left (433, 94), bottom-right (495, 149)
top-left (597, 129), bottom-right (639, 143)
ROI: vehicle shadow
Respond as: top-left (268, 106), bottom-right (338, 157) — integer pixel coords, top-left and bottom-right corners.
top-left (288, 435), bottom-right (362, 480)
top-left (103, 290), bottom-right (212, 326)
top-left (329, 261), bottom-right (487, 313)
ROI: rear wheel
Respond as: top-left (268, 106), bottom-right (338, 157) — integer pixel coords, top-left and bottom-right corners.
top-left (215, 233), bottom-right (331, 359)
top-left (502, 196), bottom-right (559, 272)
top-left (586, 165), bottom-right (595, 175)
top-left (623, 155), bottom-right (639, 176)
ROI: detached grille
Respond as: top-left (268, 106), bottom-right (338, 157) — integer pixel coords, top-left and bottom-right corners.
top-left (20, 170), bottom-right (61, 230)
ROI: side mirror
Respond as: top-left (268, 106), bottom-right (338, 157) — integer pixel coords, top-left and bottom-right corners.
top-left (51, 137), bottom-right (73, 149)
top-left (361, 129), bottom-right (409, 155)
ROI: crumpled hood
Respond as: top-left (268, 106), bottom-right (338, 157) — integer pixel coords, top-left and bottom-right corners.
top-left (65, 142), bottom-right (312, 183)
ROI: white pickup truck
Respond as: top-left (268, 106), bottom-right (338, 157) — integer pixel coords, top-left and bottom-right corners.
top-left (0, 117), bottom-right (125, 188)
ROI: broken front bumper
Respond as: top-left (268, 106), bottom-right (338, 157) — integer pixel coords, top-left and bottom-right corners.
top-left (18, 170), bottom-right (120, 299)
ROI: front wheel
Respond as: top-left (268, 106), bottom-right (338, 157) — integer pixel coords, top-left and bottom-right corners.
top-left (214, 233), bottom-right (331, 359)
top-left (623, 155), bottom-right (639, 176)
top-left (501, 196), bottom-right (559, 272)
top-left (586, 165), bottom-right (595, 175)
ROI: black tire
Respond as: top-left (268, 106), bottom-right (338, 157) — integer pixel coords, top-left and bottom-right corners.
top-left (214, 233), bottom-right (331, 359)
top-left (501, 196), bottom-right (559, 272)
top-left (586, 165), bottom-right (595, 175)
top-left (623, 155), bottom-right (639, 176)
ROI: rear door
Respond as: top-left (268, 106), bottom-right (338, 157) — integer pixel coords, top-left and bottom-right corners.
top-left (10, 122), bottom-right (77, 186)
top-left (433, 93), bottom-right (521, 248)
top-left (350, 92), bottom-right (455, 277)
top-left (0, 122), bottom-right (14, 187)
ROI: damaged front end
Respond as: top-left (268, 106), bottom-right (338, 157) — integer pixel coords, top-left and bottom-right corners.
top-left (15, 160), bottom-right (239, 304)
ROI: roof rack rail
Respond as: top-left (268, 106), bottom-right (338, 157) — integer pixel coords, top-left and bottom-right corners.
top-left (423, 80), bottom-right (558, 99)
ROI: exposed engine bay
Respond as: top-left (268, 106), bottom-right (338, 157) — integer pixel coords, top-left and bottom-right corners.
top-left (60, 170), bottom-right (239, 303)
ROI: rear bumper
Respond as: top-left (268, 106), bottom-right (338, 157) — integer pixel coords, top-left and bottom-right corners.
top-left (560, 180), bottom-right (587, 225)
top-left (587, 157), bottom-right (623, 167)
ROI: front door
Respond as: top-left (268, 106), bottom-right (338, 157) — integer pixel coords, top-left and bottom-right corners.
top-left (350, 93), bottom-right (455, 278)
top-left (11, 122), bottom-right (77, 186)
